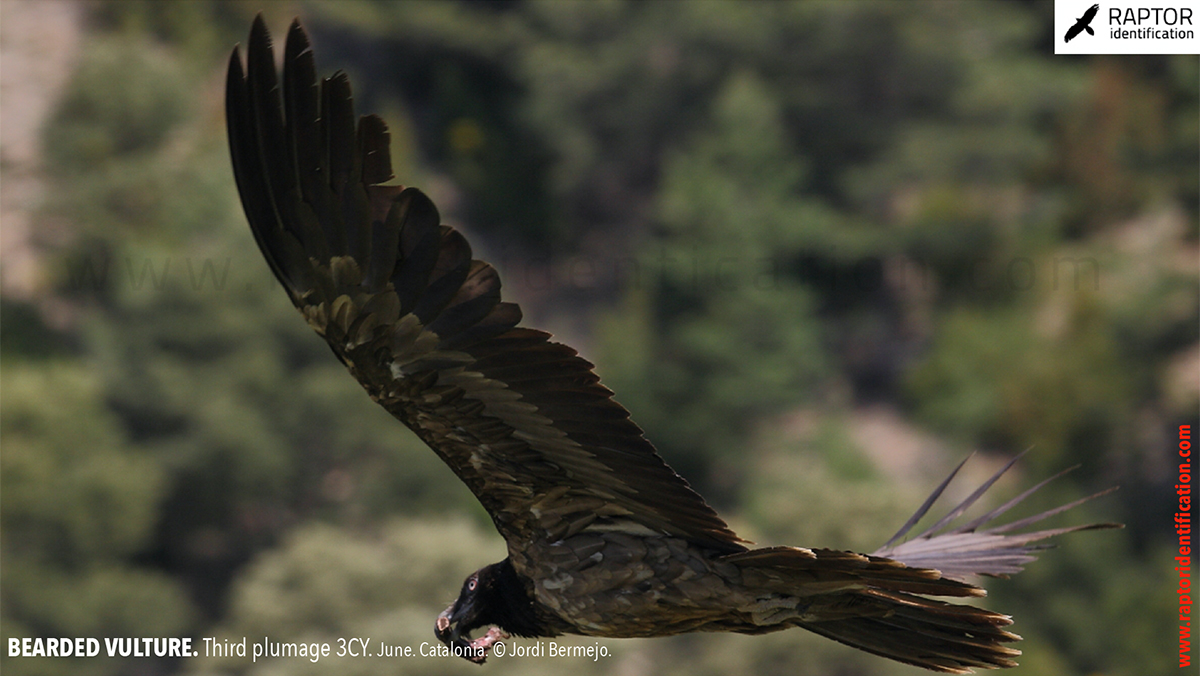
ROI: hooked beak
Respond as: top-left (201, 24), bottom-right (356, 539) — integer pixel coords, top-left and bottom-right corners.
top-left (434, 600), bottom-right (508, 664)
top-left (435, 601), bottom-right (467, 645)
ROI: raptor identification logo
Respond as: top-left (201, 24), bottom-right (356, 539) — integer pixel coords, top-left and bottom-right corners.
top-left (1056, 0), bottom-right (1200, 53)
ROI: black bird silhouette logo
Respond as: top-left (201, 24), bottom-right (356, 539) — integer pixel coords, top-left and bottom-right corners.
top-left (1065, 3), bottom-right (1100, 42)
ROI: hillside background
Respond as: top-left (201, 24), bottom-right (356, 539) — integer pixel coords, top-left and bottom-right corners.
top-left (2, 2), bottom-right (1195, 676)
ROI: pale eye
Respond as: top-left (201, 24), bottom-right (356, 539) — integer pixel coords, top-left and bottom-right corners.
top-left (467, 579), bottom-right (477, 591)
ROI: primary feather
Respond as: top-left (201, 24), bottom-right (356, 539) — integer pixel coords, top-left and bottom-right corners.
top-left (226, 17), bottom-right (1119, 673)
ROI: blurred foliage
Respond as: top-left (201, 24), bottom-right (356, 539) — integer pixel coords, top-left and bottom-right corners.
top-left (596, 72), bottom-right (831, 487)
top-left (1, 364), bottom-right (193, 676)
top-left (44, 37), bottom-right (189, 171)
top-left (906, 303), bottom-right (1135, 471)
top-left (1, 2), bottom-right (1194, 676)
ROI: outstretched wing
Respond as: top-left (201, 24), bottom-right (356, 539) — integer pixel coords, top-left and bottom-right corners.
top-left (225, 17), bottom-right (746, 556)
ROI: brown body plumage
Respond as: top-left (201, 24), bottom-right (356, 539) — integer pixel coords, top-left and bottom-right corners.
top-left (225, 17), bottom-right (1119, 673)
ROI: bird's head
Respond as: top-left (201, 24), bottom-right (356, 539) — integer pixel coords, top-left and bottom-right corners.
top-left (434, 561), bottom-right (518, 663)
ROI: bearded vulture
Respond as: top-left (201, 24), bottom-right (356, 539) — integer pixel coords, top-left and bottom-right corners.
top-left (225, 17), bottom-right (1119, 673)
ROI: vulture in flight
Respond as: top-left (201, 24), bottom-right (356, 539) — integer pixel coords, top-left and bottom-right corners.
top-left (225, 17), bottom-right (1119, 673)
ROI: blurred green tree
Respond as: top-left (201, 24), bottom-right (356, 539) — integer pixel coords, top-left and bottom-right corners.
top-left (1, 363), bottom-right (193, 676)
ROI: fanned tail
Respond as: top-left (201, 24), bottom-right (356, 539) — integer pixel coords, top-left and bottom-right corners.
top-left (872, 453), bottom-right (1121, 579)
top-left (725, 455), bottom-right (1119, 672)
top-left (798, 588), bottom-right (1022, 673)
top-left (725, 546), bottom-right (1020, 673)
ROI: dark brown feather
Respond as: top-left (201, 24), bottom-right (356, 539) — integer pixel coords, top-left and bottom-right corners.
top-left (226, 15), bottom-right (746, 557)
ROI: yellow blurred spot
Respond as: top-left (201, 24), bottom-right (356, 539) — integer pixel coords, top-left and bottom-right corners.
top-left (448, 118), bottom-right (484, 154)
